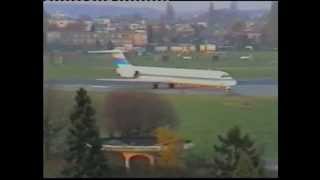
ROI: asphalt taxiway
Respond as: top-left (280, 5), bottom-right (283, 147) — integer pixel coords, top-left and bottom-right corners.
top-left (44, 79), bottom-right (278, 97)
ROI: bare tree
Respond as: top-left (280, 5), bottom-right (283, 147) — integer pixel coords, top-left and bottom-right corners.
top-left (104, 91), bottom-right (178, 137)
top-left (166, 2), bottom-right (175, 24)
top-left (262, 2), bottom-right (278, 48)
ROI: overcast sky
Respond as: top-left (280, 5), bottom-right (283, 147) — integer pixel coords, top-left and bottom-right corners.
top-left (44, 1), bottom-right (272, 12)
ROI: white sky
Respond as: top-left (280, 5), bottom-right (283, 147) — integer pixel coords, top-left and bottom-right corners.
top-left (44, 1), bottom-right (272, 12)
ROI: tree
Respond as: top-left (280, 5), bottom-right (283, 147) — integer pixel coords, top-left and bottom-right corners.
top-left (230, 1), bottom-right (238, 12)
top-left (91, 24), bottom-right (96, 32)
top-left (208, 2), bottom-right (215, 26)
top-left (133, 13), bottom-right (143, 21)
top-left (106, 40), bottom-right (114, 50)
top-left (211, 126), bottom-right (264, 177)
top-left (166, 2), bottom-right (175, 24)
top-left (43, 87), bottom-right (66, 160)
top-left (162, 54), bottom-right (170, 62)
top-left (232, 150), bottom-right (261, 177)
top-left (212, 54), bottom-right (219, 61)
top-left (228, 21), bottom-right (250, 49)
top-left (43, 11), bottom-right (49, 80)
top-left (192, 24), bottom-right (205, 52)
top-left (154, 128), bottom-right (184, 175)
top-left (231, 21), bottom-right (246, 32)
top-left (79, 14), bottom-right (92, 21)
top-left (43, 11), bottom-right (48, 55)
top-left (96, 39), bottom-right (102, 49)
top-left (194, 38), bottom-right (202, 52)
top-left (105, 91), bottom-right (178, 137)
top-left (262, 2), bottom-right (278, 48)
top-left (147, 24), bottom-right (154, 44)
top-left (160, 23), bottom-right (171, 44)
top-left (62, 88), bottom-right (109, 177)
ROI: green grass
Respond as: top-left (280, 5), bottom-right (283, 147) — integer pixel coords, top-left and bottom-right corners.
top-left (46, 65), bottom-right (117, 80)
top-left (45, 51), bottom-right (278, 80)
top-left (45, 90), bottom-right (277, 161)
top-left (44, 159), bottom-right (66, 178)
top-left (45, 54), bottom-right (117, 80)
top-left (167, 95), bottom-right (277, 161)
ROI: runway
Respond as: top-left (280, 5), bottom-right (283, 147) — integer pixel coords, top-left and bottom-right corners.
top-left (44, 79), bottom-right (278, 97)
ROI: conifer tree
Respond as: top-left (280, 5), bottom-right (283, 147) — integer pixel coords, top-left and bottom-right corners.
top-left (166, 2), bottom-right (175, 24)
top-left (43, 87), bottom-right (65, 160)
top-left (106, 40), bottom-right (115, 50)
top-left (268, 1), bottom-right (278, 48)
top-left (62, 88), bottom-right (108, 177)
top-left (230, 1), bottom-right (238, 12)
top-left (43, 11), bottom-right (48, 55)
top-left (208, 2), bottom-right (215, 26)
top-left (232, 150), bottom-right (261, 177)
top-left (212, 126), bottom-right (264, 177)
top-left (262, 2), bottom-right (278, 48)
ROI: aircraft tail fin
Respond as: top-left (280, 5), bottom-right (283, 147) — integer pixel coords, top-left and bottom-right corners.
top-left (88, 49), bottom-right (130, 68)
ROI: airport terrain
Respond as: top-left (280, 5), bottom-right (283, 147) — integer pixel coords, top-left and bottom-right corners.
top-left (45, 51), bottom-right (278, 81)
top-left (44, 50), bottom-right (278, 177)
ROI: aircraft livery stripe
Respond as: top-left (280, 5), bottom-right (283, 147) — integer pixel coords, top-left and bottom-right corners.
top-left (137, 73), bottom-right (233, 81)
top-left (114, 58), bottom-right (129, 64)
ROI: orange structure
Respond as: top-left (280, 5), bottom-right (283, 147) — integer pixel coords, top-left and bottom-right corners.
top-left (100, 141), bottom-right (193, 170)
top-left (122, 152), bottom-right (155, 169)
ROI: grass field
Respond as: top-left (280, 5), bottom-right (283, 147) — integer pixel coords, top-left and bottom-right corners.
top-left (45, 51), bottom-right (278, 80)
top-left (170, 95), bottom-right (277, 161)
top-left (45, 90), bottom-right (277, 160)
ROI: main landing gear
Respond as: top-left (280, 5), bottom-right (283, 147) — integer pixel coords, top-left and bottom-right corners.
top-left (168, 83), bottom-right (175, 89)
top-left (153, 83), bottom-right (159, 89)
top-left (225, 87), bottom-right (231, 92)
top-left (152, 83), bottom-right (175, 89)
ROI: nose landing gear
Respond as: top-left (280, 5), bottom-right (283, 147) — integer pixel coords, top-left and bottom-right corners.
top-left (153, 83), bottom-right (159, 89)
top-left (134, 71), bottom-right (140, 78)
top-left (225, 87), bottom-right (231, 92)
top-left (168, 83), bottom-right (175, 89)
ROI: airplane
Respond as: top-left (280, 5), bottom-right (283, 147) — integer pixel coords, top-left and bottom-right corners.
top-left (88, 49), bottom-right (237, 90)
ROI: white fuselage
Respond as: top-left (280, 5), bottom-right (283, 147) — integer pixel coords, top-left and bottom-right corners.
top-left (116, 65), bottom-right (237, 87)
